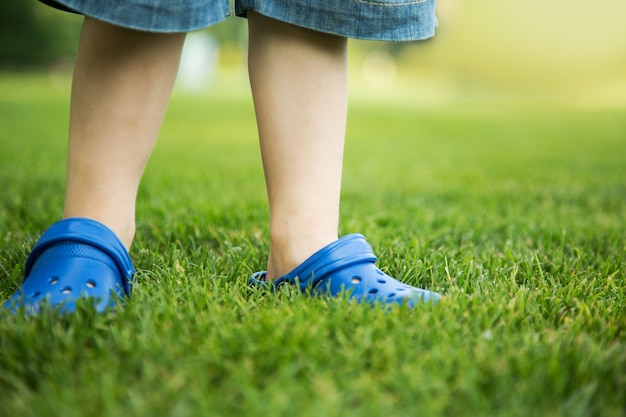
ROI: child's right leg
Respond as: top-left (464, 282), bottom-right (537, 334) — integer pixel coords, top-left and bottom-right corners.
top-left (64, 17), bottom-right (185, 249)
top-left (4, 17), bottom-right (185, 313)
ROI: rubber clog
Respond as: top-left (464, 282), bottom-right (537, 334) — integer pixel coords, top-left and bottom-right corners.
top-left (4, 218), bottom-right (134, 314)
top-left (250, 234), bottom-right (440, 307)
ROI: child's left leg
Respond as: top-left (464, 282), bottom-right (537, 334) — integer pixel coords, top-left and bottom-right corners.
top-left (246, 13), bottom-right (439, 306)
top-left (247, 12), bottom-right (347, 280)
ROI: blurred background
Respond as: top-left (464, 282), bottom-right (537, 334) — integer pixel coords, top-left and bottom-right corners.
top-left (2, 0), bottom-right (625, 107)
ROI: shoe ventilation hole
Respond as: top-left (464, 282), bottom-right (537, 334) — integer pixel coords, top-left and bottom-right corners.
top-left (368, 288), bottom-right (379, 295)
top-left (387, 293), bottom-right (396, 298)
top-left (49, 277), bottom-right (59, 285)
top-left (61, 287), bottom-right (72, 295)
top-left (85, 280), bottom-right (96, 288)
top-left (376, 269), bottom-right (384, 275)
top-left (396, 288), bottom-right (406, 292)
top-left (31, 291), bottom-right (41, 298)
top-left (351, 276), bottom-right (362, 285)
top-left (377, 279), bottom-right (387, 284)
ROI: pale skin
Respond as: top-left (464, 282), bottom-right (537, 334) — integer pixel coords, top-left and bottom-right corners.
top-left (63, 13), bottom-right (348, 280)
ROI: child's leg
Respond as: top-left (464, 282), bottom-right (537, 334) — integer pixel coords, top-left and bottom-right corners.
top-left (245, 13), bottom-right (439, 305)
top-left (247, 12), bottom-right (348, 279)
top-left (63, 17), bottom-right (185, 249)
top-left (4, 18), bottom-right (186, 312)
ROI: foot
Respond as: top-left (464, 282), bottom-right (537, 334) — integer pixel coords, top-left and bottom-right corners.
top-left (251, 234), bottom-right (440, 307)
top-left (4, 218), bottom-right (134, 314)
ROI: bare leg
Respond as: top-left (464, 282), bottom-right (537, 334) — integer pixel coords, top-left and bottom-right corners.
top-left (63, 17), bottom-right (185, 249)
top-left (247, 13), bottom-right (348, 279)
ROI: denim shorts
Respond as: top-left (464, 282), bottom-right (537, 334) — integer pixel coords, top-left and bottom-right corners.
top-left (40, 0), bottom-right (437, 41)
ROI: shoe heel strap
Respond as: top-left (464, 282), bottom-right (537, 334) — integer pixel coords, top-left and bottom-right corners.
top-left (24, 218), bottom-right (135, 295)
top-left (277, 234), bottom-right (377, 288)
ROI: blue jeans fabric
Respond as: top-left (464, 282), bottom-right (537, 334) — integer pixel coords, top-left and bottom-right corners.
top-left (41, 0), bottom-right (437, 41)
top-left (236, 0), bottom-right (437, 41)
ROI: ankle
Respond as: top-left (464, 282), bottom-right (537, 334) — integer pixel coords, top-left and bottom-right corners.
top-left (266, 231), bottom-right (338, 280)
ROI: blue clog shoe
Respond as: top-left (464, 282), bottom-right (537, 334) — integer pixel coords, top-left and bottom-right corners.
top-left (250, 234), bottom-right (440, 307)
top-left (4, 218), bottom-right (134, 314)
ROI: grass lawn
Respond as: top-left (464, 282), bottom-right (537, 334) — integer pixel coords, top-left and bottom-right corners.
top-left (0, 74), bottom-right (624, 417)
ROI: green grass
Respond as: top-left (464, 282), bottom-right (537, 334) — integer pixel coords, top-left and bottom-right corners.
top-left (0, 74), bottom-right (625, 417)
